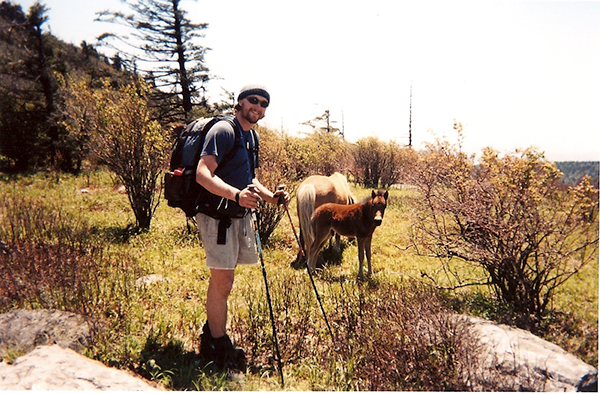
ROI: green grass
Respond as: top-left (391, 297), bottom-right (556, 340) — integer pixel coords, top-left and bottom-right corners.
top-left (0, 171), bottom-right (597, 389)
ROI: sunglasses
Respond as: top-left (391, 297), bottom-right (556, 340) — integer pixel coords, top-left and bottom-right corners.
top-left (246, 96), bottom-right (269, 108)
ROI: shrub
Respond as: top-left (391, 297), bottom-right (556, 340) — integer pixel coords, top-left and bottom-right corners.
top-left (283, 130), bottom-right (351, 180)
top-left (409, 141), bottom-right (599, 321)
top-left (351, 137), bottom-right (414, 187)
top-left (92, 79), bottom-right (170, 229)
top-left (254, 126), bottom-right (295, 244)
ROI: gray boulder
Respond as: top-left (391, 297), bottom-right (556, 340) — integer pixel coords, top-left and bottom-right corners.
top-left (465, 316), bottom-right (598, 391)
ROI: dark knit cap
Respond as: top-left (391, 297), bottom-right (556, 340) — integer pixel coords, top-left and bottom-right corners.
top-left (237, 84), bottom-right (270, 104)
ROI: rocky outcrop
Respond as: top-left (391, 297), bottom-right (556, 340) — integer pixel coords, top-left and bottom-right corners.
top-left (0, 345), bottom-right (160, 390)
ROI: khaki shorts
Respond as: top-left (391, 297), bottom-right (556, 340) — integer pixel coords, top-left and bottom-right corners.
top-left (195, 213), bottom-right (258, 270)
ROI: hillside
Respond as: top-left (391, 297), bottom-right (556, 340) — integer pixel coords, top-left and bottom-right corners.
top-left (0, 1), bottom-right (137, 173)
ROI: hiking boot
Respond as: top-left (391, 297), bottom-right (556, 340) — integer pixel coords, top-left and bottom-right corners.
top-left (199, 321), bottom-right (247, 373)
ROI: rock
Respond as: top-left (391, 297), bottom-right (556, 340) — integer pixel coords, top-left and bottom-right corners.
top-left (0, 309), bottom-right (90, 360)
top-left (465, 316), bottom-right (598, 391)
top-left (0, 345), bottom-right (161, 390)
top-left (135, 274), bottom-right (170, 287)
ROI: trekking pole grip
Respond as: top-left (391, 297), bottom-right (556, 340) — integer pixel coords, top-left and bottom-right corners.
top-left (276, 184), bottom-right (286, 205)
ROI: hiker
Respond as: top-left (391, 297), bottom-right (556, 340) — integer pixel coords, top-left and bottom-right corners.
top-left (195, 84), bottom-right (290, 371)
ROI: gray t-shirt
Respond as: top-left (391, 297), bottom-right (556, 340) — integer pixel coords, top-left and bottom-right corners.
top-left (200, 118), bottom-right (259, 190)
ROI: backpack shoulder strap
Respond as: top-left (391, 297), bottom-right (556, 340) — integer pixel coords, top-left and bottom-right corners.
top-left (199, 117), bottom-right (242, 167)
top-left (219, 118), bottom-right (242, 165)
top-left (189, 117), bottom-right (221, 165)
top-left (251, 129), bottom-right (258, 150)
top-left (248, 128), bottom-right (258, 178)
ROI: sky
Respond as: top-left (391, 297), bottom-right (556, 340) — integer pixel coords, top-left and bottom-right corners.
top-left (15, 0), bottom-right (600, 162)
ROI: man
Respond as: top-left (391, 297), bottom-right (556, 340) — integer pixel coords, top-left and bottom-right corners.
top-left (195, 84), bottom-right (290, 371)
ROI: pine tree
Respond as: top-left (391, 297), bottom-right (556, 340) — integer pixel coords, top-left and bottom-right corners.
top-left (96, 0), bottom-right (210, 122)
top-left (0, 1), bottom-right (53, 170)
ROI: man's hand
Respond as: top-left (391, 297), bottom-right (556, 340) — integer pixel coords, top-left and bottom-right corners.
top-left (239, 185), bottom-right (260, 209)
top-left (274, 185), bottom-right (291, 206)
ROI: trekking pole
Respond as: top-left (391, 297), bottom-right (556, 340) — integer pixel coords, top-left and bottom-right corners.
top-left (248, 186), bottom-right (285, 388)
top-left (276, 185), bottom-right (336, 347)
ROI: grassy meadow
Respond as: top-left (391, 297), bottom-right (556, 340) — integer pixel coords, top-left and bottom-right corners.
top-left (0, 170), bottom-right (597, 390)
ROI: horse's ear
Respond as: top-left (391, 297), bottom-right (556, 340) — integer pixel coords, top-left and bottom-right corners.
top-left (371, 190), bottom-right (376, 199)
top-left (384, 190), bottom-right (389, 200)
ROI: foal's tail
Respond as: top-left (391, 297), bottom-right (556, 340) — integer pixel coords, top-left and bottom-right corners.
top-left (297, 183), bottom-right (316, 251)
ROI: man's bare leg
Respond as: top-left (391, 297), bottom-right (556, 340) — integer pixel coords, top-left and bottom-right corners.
top-left (205, 268), bottom-right (235, 338)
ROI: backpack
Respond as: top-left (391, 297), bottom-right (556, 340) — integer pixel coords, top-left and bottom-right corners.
top-left (164, 117), bottom-right (257, 219)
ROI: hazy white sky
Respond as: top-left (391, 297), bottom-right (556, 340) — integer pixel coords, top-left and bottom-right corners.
top-left (16, 0), bottom-right (600, 161)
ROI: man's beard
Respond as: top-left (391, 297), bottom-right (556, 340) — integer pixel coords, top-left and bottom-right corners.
top-left (242, 108), bottom-right (262, 125)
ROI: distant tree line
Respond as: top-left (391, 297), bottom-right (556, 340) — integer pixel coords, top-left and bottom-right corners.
top-left (555, 161), bottom-right (599, 188)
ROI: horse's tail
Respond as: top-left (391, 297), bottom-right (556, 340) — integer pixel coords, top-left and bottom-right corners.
top-left (347, 191), bottom-right (356, 204)
top-left (345, 182), bottom-right (356, 204)
top-left (297, 183), bottom-right (316, 251)
top-left (331, 172), bottom-right (356, 205)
